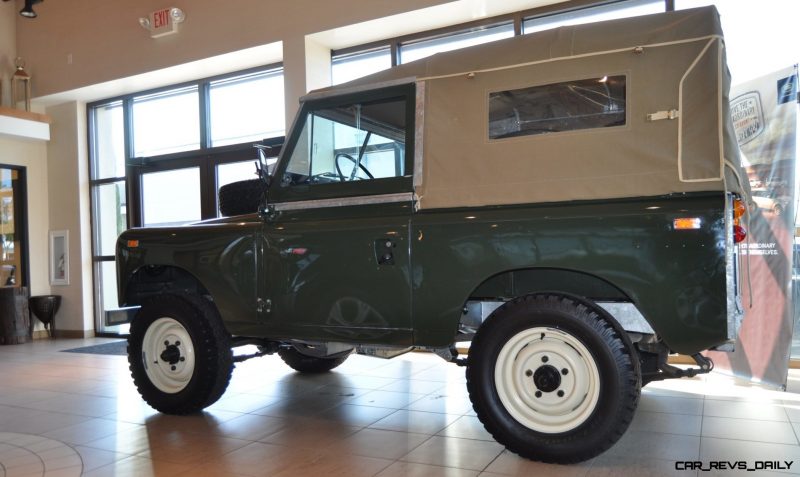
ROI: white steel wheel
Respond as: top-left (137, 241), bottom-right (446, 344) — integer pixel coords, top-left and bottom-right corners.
top-left (129, 293), bottom-right (233, 414)
top-left (495, 327), bottom-right (600, 434)
top-left (141, 317), bottom-right (196, 394)
top-left (466, 293), bottom-right (640, 464)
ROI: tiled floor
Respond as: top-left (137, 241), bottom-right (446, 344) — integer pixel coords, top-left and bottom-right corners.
top-left (1, 337), bottom-right (799, 477)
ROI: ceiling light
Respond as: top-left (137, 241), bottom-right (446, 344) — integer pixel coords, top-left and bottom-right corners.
top-left (170, 7), bottom-right (185, 23)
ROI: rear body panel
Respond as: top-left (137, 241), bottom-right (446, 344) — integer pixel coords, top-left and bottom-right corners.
top-left (409, 192), bottom-right (729, 354)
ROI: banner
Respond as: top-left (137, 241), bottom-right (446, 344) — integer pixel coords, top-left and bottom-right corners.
top-left (707, 65), bottom-right (798, 388)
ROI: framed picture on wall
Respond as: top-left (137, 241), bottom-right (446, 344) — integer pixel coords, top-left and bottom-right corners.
top-left (50, 230), bottom-right (69, 286)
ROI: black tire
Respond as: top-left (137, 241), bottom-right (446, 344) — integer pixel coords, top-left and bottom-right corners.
top-left (466, 293), bottom-right (640, 464)
top-left (278, 346), bottom-right (350, 373)
top-left (218, 178), bottom-right (266, 216)
top-left (128, 293), bottom-right (233, 414)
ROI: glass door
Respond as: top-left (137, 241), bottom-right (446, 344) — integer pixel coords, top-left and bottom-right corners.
top-left (89, 101), bottom-right (130, 335)
top-left (0, 166), bottom-right (28, 289)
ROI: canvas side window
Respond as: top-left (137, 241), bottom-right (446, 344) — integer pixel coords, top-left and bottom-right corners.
top-left (283, 98), bottom-right (406, 185)
top-left (488, 75), bottom-right (626, 140)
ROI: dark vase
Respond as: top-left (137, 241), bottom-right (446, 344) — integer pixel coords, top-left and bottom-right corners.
top-left (29, 295), bottom-right (61, 338)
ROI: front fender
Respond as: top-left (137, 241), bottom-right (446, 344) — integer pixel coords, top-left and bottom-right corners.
top-left (116, 220), bottom-right (260, 327)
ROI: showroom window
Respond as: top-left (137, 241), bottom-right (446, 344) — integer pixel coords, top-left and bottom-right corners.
top-left (209, 69), bottom-right (285, 146)
top-left (331, 23), bottom-right (516, 85)
top-left (133, 86), bottom-right (201, 157)
top-left (523, 0), bottom-right (665, 34)
top-left (398, 22), bottom-right (515, 64)
top-left (331, 0), bottom-right (671, 85)
top-left (89, 100), bottom-right (129, 335)
top-left (332, 47), bottom-right (393, 86)
top-left (141, 168), bottom-right (202, 227)
top-left (88, 65), bottom-right (284, 335)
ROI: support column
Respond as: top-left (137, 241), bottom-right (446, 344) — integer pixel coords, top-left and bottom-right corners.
top-left (282, 34), bottom-right (332, 129)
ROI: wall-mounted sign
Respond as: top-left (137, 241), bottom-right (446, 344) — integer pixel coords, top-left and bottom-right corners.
top-left (139, 7), bottom-right (186, 39)
top-left (149, 8), bottom-right (176, 38)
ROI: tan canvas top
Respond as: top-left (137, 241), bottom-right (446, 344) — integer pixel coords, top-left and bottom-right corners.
top-left (307, 6), bottom-right (747, 209)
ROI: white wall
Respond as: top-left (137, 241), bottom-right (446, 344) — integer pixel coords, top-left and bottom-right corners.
top-left (45, 102), bottom-right (93, 336)
top-left (0, 0), bottom-right (16, 107)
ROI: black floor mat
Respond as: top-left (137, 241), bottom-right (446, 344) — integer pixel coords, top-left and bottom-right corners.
top-left (61, 340), bottom-right (127, 356)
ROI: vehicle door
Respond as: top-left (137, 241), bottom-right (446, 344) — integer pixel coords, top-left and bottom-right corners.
top-left (258, 84), bottom-right (416, 345)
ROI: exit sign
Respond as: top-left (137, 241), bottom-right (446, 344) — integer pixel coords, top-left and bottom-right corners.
top-left (149, 8), bottom-right (177, 38)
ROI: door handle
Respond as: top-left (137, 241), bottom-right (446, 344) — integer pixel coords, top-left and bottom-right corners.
top-left (375, 239), bottom-right (395, 265)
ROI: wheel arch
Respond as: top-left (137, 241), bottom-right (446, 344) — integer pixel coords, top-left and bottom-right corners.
top-left (469, 267), bottom-right (632, 302)
top-left (460, 267), bottom-right (657, 340)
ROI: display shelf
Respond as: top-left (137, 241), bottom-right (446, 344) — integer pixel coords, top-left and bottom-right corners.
top-left (0, 106), bottom-right (51, 124)
top-left (0, 106), bottom-right (51, 141)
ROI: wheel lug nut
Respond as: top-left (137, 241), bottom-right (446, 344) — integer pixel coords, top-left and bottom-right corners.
top-left (525, 369), bottom-right (533, 377)
top-left (557, 390), bottom-right (564, 397)
top-left (561, 368), bottom-right (568, 375)
top-left (541, 356), bottom-right (549, 363)
top-left (179, 357), bottom-right (185, 362)
top-left (170, 365), bottom-right (176, 371)
top-left (164, 340), bottom-right (169, 346)
top-left (535, 391), bottom-right (542, 398)
top-left (175, 341), bottom-right (181, 346)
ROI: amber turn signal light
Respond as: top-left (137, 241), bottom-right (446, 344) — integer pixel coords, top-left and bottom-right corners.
top-left (127, 240), bottom-right (139, 248)
top-left (733, 198), bottom-right (746, 226)
top-left (673, 218), bottom-right (702, 230)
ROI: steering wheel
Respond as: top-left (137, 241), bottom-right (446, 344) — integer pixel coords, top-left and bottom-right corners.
top-left (335, 153), bottom-right (374, 181)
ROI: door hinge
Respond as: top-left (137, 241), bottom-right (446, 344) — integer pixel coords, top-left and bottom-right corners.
top-left (257, 298), bottom-right (271, 313)
top-left (261, 204), bottom-right (278, 221)
top-left (646, 109), bottom-right (680, 122)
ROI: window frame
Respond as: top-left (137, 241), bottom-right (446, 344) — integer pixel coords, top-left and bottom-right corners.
top-left (87, 63), bottom-right (284, 229)
top-left (270, 83), bottom-right (416, 204)
top-left (87, 64), bottom-right (284, 335)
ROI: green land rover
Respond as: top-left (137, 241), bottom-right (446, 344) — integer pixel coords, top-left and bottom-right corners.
top-left (116, 6), bottom-right (750, 463)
